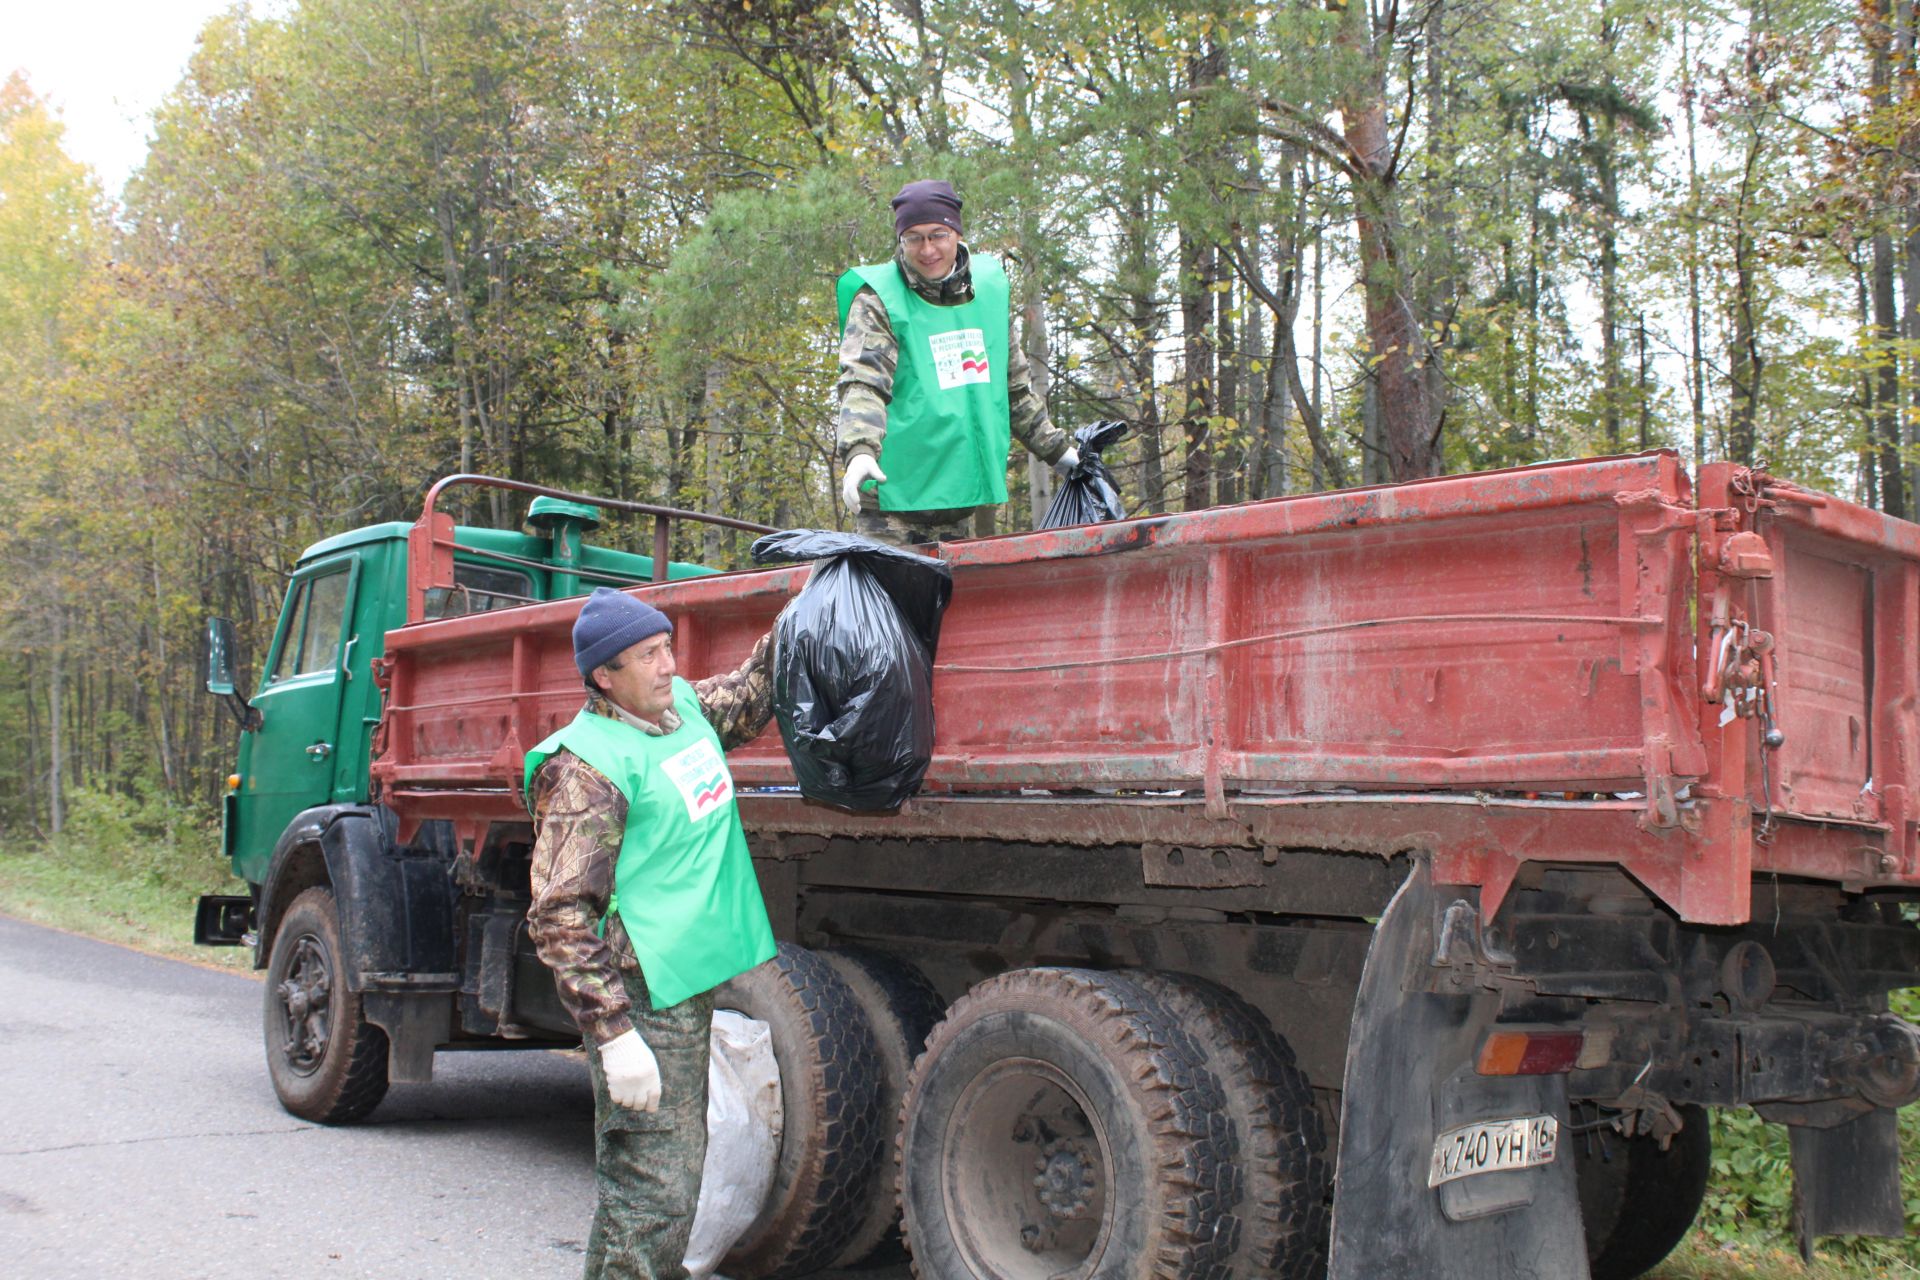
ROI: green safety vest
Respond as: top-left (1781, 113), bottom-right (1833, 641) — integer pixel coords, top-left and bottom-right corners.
top-left (836, 255), bottom-right (1014, 512)
top-left (523, 679), bottom-right (776, 1009)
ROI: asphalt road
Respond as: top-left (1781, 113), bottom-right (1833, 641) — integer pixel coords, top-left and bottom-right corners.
top-left (0, 915), bottom-right (904, 1280)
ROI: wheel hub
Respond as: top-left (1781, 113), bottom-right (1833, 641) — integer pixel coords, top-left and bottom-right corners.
top-left (276, 934), bottom-right (333, 1075)
top-left (1033, 1137), bottom-right (1100, 1220)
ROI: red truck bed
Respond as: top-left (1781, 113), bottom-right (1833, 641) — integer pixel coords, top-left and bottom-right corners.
top-left (370, 452), bottom-right (1920, 928)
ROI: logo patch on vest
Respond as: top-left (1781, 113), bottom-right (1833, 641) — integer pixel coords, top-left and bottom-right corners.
top-left (928, 328), bottom-right (990, 389)
top-left (659, 738), bottom-right (733, 822)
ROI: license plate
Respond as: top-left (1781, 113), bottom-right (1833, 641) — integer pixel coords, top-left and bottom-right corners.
top-left (1427, 1115), bottom-right (1559, 1188)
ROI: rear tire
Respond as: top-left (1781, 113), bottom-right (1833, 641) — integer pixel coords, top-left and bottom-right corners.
top-left (898, 966), bottom-right (1237, 1280)
top-left (715, 942), bottom-right (885, 1278)
top-left (1577, 1103), bottom-right (1713, 1280)
top-left (819, 946), bottom-right (947, 1268)
top-left (1124, 969), bottom-right (1331, 1278)
top-left (263, 886), bottom-right (389, 1124)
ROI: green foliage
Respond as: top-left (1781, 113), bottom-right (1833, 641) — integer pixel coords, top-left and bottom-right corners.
top-left (55, 783), bottom-right (213, 891)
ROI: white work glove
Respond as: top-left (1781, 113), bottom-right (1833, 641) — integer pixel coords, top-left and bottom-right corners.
top-left (841, 454), bottom-right (887, 513)
top-left (1052, 446), bottom-right (1081, 478)
top-left (598, 1027), bottom-right (662, 1112)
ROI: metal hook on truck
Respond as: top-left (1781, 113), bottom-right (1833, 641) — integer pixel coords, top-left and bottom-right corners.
top-left (197, 455), bottom-right (1920, 1280)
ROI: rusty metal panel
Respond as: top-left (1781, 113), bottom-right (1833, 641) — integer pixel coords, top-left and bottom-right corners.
top-left (369, 454), bottom-right (1920, 927)
top-left (1221, 508), bottom-right (1645, 790)
top-left (1770, 541), bottom-right (1872, 819)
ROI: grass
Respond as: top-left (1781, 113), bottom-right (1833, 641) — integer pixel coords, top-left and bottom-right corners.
top-left (0, 786), bottom-right (1914, 1275)
top-left (0, 784), bottom-right (251, 971)
top-left (1653, 1239), bottom-right (1914, 1279)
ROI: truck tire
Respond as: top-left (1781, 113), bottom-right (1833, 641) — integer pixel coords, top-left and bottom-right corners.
top-left (1576, 1103), bottom-right (1713, 1280)
top-left (263, 886), bottom-right (389, 1124)
top-left (716, 941), bottom-right (885, 1279)
top-left (1124, 969), bottom-right (1331, 1279)
top-left (898, 967), bottom-right (1236, 1280)
top-left (819, 945), bottom-right (948, 1269)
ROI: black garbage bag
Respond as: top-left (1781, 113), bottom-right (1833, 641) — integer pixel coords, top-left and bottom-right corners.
top-left (1040, 419), bottom-right (1130, 530)
top-left (750, 529), bottom-right (954, 812)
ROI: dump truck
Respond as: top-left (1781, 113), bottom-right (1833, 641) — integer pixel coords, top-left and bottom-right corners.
top-left (197, 455), bottom-right (1920, 1280)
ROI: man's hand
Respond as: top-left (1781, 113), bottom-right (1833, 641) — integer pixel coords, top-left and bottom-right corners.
top-left (598, 1028), bottom-right (662, 1111)
top-left (841, 455), bottom-right (886, 514)
top-left (1052, 447), bottom-right (1081, 478)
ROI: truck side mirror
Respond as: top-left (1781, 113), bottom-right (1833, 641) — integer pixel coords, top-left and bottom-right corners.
top-left (207, 617), bottom-right (262, 730)
top-left (207, 617), bottom-right (238, 695)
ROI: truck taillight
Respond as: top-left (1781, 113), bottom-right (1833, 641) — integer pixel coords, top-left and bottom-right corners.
top-left (1477, 1030), bottom-right (1584, 1076)
top-left (227, 774), bottom-right (242, 792)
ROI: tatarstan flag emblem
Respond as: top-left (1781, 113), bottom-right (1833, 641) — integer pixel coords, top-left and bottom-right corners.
top-left (930, 328), bottom-right (992, 389)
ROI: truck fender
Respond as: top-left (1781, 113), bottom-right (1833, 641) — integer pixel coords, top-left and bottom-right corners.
top-left (255, 805), bottom-right (458, 991)
top-left (252, 805), bottom-right (347, 970)
top-left (1328, 856), bottom-right (1590, 1280)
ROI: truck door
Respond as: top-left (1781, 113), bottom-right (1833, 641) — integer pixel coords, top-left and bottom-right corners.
top-left (231, 555), bottom-right (360, 876)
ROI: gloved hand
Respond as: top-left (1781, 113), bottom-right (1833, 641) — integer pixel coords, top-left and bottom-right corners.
top-left (1052, 446), bottom-right (1081, 478)
top-left (841, 454), bottom-right (886, 513)
top-left (598, 1028), bottom-right (662, 1112)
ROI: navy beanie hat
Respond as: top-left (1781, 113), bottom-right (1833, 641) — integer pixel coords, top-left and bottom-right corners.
top-left (891, 179), bottom-right (963, 236)
top-left (573, 587), bottom-right (672, 677)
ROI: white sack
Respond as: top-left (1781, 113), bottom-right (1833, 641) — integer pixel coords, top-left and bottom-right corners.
top-left (684, 1009), bottom-right (784, 1280)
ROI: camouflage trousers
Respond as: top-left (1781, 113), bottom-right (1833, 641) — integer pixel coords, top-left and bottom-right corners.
top-left (582, 979), bottom-right (716, 1280)
top-left (854, 503), bottom-right (990, 547)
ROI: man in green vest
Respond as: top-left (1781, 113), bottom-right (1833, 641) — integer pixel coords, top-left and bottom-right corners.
top-left (525, 586), bottom-right (778, 1280)
top-left (837, 178), bottom-right (1078, 545)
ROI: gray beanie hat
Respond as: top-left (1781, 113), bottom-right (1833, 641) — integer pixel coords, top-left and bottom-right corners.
top-left (573, 587), bottom-right (672, 677)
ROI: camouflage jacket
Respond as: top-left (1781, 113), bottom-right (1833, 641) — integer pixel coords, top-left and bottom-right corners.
top-left (836, 244), bottom-right (1069, 478)
top-left (526, 633), bottom-right (774, 1044)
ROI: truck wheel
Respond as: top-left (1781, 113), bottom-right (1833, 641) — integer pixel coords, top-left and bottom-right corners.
top-left (819, 945), bottom-right (948, 1269)
top-left (1577, 1103), bottom-right (1713, 1280)
top-left (898, 967), bottom-right (1236, 1280)
top-left (263, 886), bottom-right (389, 1124)
top-left (716, 941), bottom-right (885, 1278)
top-left (1124, 969), bottom-right (1331, 1279)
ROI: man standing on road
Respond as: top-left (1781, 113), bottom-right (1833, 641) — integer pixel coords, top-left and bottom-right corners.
top-left (525, 587), bottom-right (778, 1280)
top-left (836, 178), bottom-right (1078, 546)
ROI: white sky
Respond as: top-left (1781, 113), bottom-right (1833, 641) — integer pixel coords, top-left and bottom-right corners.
top-left (4, 0), bottom-right (241, 196)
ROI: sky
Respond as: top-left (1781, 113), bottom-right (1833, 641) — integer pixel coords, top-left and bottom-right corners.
top-left (4, 0), bottom-right (243, 195)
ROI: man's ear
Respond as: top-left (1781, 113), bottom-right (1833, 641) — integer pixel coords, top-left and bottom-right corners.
top-left (591, 665), bottom-right (612, 693)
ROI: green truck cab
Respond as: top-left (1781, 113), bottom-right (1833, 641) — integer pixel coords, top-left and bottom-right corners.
top-left (195, 486), bottom-right (742, 1122)
top-left (207, 498), bottom-right (713, 895)
top-left (207, 499), bottom-right (712, 894)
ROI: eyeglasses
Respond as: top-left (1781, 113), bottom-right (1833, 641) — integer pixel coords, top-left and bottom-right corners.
top-left (900, 229), bottom-right (957, 250)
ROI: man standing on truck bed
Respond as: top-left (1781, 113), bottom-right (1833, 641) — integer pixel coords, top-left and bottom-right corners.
top-left (836, 178), bottom-right (1078, 545)
top-left (524, 587), bottom-right (778, 1280)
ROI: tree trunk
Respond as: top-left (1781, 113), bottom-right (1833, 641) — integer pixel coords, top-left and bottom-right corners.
top-left (1180, 231), bottom-right (1215, 511)
top-left (1179, 40), bottom-right (1224, 512)
top-left (24, 653), bottom-right (42, 833)
top-left (1216, 267), bottom-right (1241, 506)
top-left (1899, 0), bottom-right (1920, 509)
top-left (1858, 250), bottom-right (1881, 507)
top-left (49, 607), bottom-right (64, 836)
top-left (1867, 0), bottom-right (1906, 514)
top-left (1683, 14), bottom-right (1707, 464)
top-left (1310, 204), bottom-right (1330, 489)
top-left (1336, 0), bottom-right (1440, 480)
top-left (1024, 293), bottom-right (1055, 529)
top-left (1596, 8), bottom-right (1623, 452)
top-left (1122, 193), bottom-right (1165, 513)
top-left (1419, 0), bottom-right (1455, 443)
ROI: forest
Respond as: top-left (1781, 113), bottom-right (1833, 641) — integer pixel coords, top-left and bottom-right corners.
top-left (2, 0), bottom-right (1918, 837)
